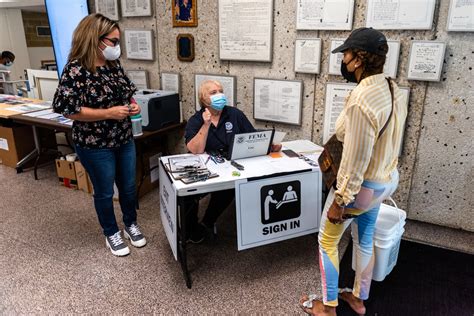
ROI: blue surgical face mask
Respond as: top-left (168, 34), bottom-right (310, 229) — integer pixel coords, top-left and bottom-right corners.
top-left (4, 61), bottom-right (13, 67)
top-left (210, 93), bottom-right (227, 111)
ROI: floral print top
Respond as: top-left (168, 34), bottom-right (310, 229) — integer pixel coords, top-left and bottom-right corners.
top-left (52, 59), bottom-right (136, 149)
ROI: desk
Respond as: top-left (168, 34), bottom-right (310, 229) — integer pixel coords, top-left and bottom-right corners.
top-left (11, 111), bottom-right (186, 195)
top-left (159, 150), bottom-right (322, 288)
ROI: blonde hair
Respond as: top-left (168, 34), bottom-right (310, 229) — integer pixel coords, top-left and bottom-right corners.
top-left (198, 80), bottom-right (223, 108)
top-left (68, 13), bottom-right (119, 73)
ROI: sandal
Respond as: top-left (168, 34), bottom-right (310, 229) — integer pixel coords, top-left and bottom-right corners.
top-left (298, 295), bottom-right (336, 316)
top-left (338, 288), bottom-right (366, 316)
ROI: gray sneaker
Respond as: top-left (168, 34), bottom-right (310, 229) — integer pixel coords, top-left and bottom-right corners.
top-left (106, 232), bottom-right (130, 256)
top-left (124, 223), bottom-right (147, 248)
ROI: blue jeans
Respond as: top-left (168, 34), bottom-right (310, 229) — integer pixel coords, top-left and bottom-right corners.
top-left (75, 141), bottom-right (137, 236)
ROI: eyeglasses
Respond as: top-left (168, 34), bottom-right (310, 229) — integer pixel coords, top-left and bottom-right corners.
top-left (101, 37), bottom-right (120, 47)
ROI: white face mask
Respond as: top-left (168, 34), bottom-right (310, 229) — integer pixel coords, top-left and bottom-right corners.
top-left (101, 42), bottom-right (121, 61)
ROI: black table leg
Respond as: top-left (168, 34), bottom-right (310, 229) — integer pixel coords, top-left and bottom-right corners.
top-left (177, 196), bottom-right (192, 288)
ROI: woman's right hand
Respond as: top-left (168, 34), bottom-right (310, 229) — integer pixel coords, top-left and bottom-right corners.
top-left (202, 108), bottom-right (212, 126)
top-left (107, 105), bottom-right (130, 120)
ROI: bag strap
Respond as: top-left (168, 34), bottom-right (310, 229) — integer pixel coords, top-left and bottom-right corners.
top-left (378, 78), bottom-right (394, 138)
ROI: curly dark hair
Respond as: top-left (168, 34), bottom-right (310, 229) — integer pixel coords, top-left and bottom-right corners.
top-left (352, 44), bottom-right (388, 80)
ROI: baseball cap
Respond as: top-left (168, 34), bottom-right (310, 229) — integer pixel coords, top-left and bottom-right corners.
top-left (332, 27), bottom-right (388, 56)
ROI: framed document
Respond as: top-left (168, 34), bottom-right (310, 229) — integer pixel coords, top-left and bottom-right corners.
top-left (161, 72), bottom-right (180, 93)
top-left (296, 0), bottom-right (355, 30)
top-left (328, 39), bottom-right (345, 75)
top-left (383, 40), bottom-right (401, 79)
top-left (398, 87), bottom-right (410, 156)
top-left (323, 82), bottom-right (356, 143)
top-left (194, 74), bottom-right (236, 110)
top-left (126, 70), bottom-right (148, 90)
top-left (366, 0), bottom-right (436, 30)
top-left (124, 29), bottom-right (154, 60)
top-left (294, 39), bottom-right (322, 74)
top-left (253, 78), bottom-right (303, 126)
top-left (96, 0), bottom-right (119, 21)
top-left (218, 0), bottom-right (273, 62)
top-left (172, 0), bottom-right (198, 27)
top-left (121, 0), bottom-right (152, 17)
top-left (447, 0), bottom-right (474, 32)
top-left (407, 41), bottom-right (446, 82)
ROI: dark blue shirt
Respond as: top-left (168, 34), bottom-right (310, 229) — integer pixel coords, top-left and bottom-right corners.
top-left (178, 0), bottom-right (192, 21)
top-left (185, 106), bottom-right (256, 154)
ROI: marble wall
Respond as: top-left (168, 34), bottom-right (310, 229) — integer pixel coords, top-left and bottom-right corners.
top-left (88, 0), bottom-right (473, 232)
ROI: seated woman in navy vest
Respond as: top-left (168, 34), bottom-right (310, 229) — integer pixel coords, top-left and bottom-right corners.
top-left (184, 79), bottom-right (281, 243)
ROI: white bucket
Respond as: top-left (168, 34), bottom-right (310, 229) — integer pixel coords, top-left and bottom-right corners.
top-left (351, 199), bottom-right (406, 282)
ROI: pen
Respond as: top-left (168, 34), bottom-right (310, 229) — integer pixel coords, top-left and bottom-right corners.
top-left (205, 155), bottom-right (211, 165)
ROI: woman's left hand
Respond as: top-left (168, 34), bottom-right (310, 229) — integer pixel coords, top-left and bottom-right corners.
top-left (129, 103), bottom-right (141, 116)
top-left (271, 143), bottom-right (282, 152)
top-left (327, 200), bottom-right (345, 224)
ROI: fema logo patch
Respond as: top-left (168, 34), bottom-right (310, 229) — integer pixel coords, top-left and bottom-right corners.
top-left (225, 122), bottom-right (233, 131)
top-left (237, 136), bottom-right (245, 144)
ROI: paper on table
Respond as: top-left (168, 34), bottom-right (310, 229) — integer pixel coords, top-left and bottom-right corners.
top-left (37, 113), bottom-right (62, 119)
top-left (5, 103), bottom-right (50, 113)
top-left (23, 109), bottom-right (54, 117)
top-left (282, 140), bottom-right (323, 154)
top-left (272, 131), bottom-right (286, 144)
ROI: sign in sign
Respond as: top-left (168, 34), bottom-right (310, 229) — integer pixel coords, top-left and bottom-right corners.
top-left (235, 170), bottom-right (321, 250)
top-left (159, 162), bottom-right (177, 260)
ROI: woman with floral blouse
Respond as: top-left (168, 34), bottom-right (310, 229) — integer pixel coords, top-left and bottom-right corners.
top-left (52, 14), bottom-right (146, 257)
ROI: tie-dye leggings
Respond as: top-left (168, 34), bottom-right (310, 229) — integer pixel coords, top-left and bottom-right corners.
top-left (318, 170), bottom-right (399, 306)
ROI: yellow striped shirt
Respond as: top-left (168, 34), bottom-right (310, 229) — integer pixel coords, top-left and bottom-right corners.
top-left (334, 73), bottom-right (407, 206)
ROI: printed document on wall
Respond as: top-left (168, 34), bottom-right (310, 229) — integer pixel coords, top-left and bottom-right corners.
top-left (296, 0), bottom-right (355, 30)
top-left (323, 83), bottom-right (356, 143)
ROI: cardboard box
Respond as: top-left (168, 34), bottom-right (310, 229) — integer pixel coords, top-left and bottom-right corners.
top-left (74, 161), bottom-right (93, 194)
top-left (0, 125), bottom-right (35, 168)
top-left (55, 159), bottom-right (93, 193)
top-left (0, 125), bottom-right (56, 168)
top-left (55, 159), bottom-right (78, 189)
top-left (136, 150), bottom-right (162, 198)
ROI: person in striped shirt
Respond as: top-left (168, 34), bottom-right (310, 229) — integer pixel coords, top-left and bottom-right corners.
top-left (300, 28), bottom-right (407, 316)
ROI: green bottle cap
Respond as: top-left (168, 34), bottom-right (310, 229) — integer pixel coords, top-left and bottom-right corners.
top-left (131, 114), bottom-right (142, 119)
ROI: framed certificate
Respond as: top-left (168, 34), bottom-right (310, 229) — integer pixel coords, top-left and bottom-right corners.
top-left (323, 82), bottom-right (356, 143)
top-left (328, 39), bottom-right (345, 75)
top-left (218, 0), bottom-right (273, 62)
top-left (296, 0), bottom-right (355, 30)
top-left (124, 29), bottom-right (154, 61)
top-left (294, 39), bottom-right (322, 74)
top-left (121, 0), bottom-right (152, 17)
top-left (366, 0), bottom-right (436, 30)
top-left (254, 78), bottom-right (303, 126)
top-left (383, 40), bottom-right (401, 79)
top-left (398, 87), bottom-right (410, 156)
top-left (407, 41), bottom-right (446, 82)
top-left (126, 70), bottom-right (149, 90)
top-left (96, 0), bottom-right (119, 21)
top-left (447, 0), bottom-right (474, 32)
top-left (194, 74), bottom-right (236, 110)
top-left (161, 72), bottom-right (180, 94)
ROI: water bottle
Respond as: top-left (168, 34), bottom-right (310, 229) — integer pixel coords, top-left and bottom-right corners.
top-left (131, 114), bottom-right (143, 137)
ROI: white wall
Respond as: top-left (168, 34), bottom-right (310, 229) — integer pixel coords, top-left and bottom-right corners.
top-left (28, 47), bottom-right (55, 69)
top-left (0, 8), bottom-right (30, 80)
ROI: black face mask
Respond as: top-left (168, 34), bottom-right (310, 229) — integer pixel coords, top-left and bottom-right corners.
top-left (341, 56), bottom-right (358, 83)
